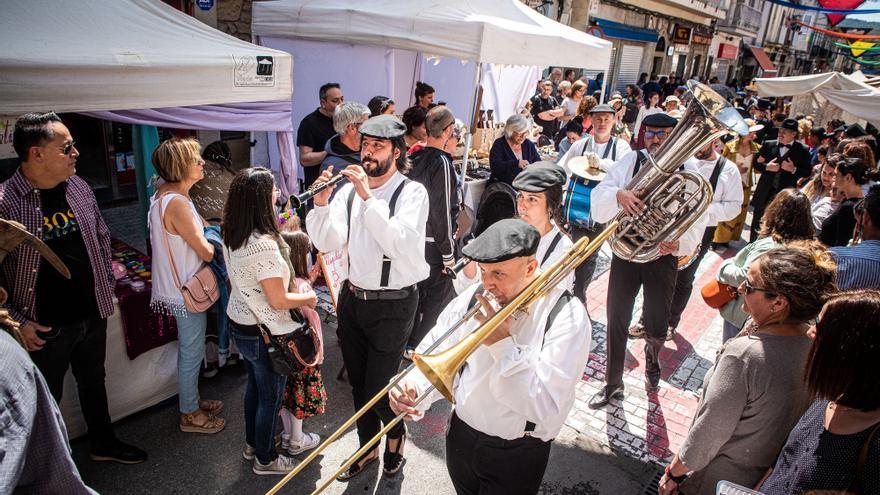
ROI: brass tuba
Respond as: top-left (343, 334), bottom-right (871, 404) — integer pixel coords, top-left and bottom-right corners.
top-left (610, 81), bottom-right (749, 263)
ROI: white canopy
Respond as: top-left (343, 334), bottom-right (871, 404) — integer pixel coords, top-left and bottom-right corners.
top-left (756, 72), bottom-right (880, 128)
top-left (0, 0), bottom-right (293, 114)
top-left (252, 0), bottom-right (612, 71)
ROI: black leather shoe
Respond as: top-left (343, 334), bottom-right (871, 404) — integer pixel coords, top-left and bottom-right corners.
top-left (90, 439), bottom-right (147, 465)
top-left (645, 368), bottom-right (661, 389)
top-left (588, 385), bottom-right (625, 409)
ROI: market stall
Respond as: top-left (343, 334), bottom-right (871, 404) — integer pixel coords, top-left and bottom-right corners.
top-left (0, 0), bottom-right (294, 437)
top-left (755, 72), bottom-right (880, 128)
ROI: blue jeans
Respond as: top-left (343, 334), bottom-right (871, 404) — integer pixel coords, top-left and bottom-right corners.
top-left (232, 325), bottom-right (287, 465)
top-left (174, 310), bottom-right (207, 414)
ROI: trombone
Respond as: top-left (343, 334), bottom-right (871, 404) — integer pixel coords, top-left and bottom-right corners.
top-left (267, 220), bottom-right (618, 495)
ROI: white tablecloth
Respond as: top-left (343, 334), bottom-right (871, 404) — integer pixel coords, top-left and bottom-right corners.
top-left (60, 301), bottom-right (179, 438)
top-left (462, 177), bottom-right (488, 216)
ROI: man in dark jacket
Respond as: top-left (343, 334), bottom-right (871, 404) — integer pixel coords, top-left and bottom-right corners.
top-left (750, 118), bottom-right (813, 242)
top-left (404, 106), bottom-right (460, 357)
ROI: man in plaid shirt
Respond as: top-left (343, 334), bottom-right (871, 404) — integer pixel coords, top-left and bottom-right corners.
top-left (0, 113), bottom-right (146, 465)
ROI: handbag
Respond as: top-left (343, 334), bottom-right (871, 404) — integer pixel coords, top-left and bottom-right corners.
top-left (701, 279), bottom-right (738, 309)
top-left (158, 192), bottom-right (220, 313)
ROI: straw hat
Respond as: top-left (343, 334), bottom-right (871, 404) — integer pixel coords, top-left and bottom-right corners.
top-left (567, 155), bottom-right (606, 182)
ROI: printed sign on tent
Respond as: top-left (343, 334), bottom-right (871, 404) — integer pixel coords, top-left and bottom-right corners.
top-left (232, 54), bottom-right (275, 87)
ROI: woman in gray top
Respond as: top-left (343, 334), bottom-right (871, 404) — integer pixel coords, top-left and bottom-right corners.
top-left (659, 244), bottom-right (837, 495)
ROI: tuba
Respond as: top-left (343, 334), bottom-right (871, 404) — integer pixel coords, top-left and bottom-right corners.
top-left (609, 81), bottom-right (749, 263)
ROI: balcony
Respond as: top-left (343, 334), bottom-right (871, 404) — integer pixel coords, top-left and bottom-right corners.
top-left (717, 1), bottom-right (762, 37)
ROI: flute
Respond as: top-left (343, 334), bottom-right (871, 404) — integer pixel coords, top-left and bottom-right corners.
top-left (289, 174), bottom-right (348, 209)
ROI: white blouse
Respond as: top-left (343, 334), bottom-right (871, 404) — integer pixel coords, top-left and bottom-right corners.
top-left (225, 234), bottom-right (294, 335)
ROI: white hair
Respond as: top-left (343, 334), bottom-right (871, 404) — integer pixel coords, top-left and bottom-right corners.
top-left (504, 114), bottom-right (530, 139)
top-left (333, 102), bottom-right (370, 135)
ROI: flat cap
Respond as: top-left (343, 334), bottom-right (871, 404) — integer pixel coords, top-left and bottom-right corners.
top-left (512, 161), bottom-right (566, 192)
top-left (359, 115), bottom-right (407, 140)
top-left (589, 104), bottom-right (616, 114)
top-left (642, 113), bottom-right (678, 128)
top-left (780, 118), bottom-right (799, 132)
top-left (845, 123), bottom-right (867, 137)
top-left (426, 106), bottom-right (455, 136)
top-left (462, 218), bottom-right (539, 263)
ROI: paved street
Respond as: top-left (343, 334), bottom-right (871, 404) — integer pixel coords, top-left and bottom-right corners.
top-left (72, 230), bottom-right (747, 495)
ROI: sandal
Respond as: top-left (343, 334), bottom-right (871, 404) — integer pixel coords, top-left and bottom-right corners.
top-left (179, 410), bottom-right (226, 434)
top-left (336, 448), bottom-right (379, 481)
top-left (198, 399), bottom-right (224, 415)
top-left (383, 432), bottom-right (407, 476)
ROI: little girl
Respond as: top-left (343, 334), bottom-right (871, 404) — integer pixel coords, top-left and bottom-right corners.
top-left (277, 229), bottom-right (326, 455)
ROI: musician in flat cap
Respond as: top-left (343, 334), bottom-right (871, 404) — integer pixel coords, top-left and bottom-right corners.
top-left (588, 112), bottom-right (707, 408)
top-left (307, 114), bottom-right (430, 480)
top-left (391, 218), bottom-right (591, 495)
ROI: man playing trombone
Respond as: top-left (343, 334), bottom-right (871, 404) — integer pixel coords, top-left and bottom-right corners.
top-left (390, 219), bottom-right (591, 495)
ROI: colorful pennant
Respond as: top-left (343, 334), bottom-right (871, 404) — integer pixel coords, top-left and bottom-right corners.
top-left (820, 0), bottom-right (868, 26)
top-left (794, 19), bottom-right (880, 39)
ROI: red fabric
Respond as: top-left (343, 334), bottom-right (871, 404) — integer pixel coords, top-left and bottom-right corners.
top-left (820, 0), bottom-right (866, 26)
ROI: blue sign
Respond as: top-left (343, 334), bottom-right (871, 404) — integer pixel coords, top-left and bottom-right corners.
top-left (196, 0), bottom-right (214, 10)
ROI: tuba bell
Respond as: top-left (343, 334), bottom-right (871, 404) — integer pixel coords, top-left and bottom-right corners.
top-left (609, 80), bottom-right (749, 263)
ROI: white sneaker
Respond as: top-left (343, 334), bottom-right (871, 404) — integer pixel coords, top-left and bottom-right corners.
top-left (283, 432), bottom-right (321, 455)
top-left (253, 454), bottom-right (298, 475)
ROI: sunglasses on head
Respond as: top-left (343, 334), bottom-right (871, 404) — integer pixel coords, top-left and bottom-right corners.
top-left (743, 279), bottom-right (776, 296)
top-left (58, 141), bottom-right (76, 155)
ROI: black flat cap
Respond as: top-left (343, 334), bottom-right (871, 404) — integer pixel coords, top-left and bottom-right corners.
top-left (642, 113), bottom-right (678, 128)
top-left (512, 161), bottom-right (566, 192)
top-left (359, 115), bottom-right (407, 140)
top-left (462, 219), bottom-right (539, 263)
top-left (756, 98), bottom-right (773, 110)
top-left (780, 119), bottom-right (799, 132)
top-left (846, 123), bottom-right (867, 137)
top-left (590, 104), bottom-right (616, 114)
top-left (834, 124), bottom-right (847, 133)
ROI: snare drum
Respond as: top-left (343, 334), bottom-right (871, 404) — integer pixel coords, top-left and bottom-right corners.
top-left (563, 155), bottom-right (606, 229)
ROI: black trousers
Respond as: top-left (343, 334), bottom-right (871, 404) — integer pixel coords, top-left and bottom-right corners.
top-left (337, 287), bottom-right (419, 447)
top-left (605, 255), bottom-right (677, 388)
top-left (29, 316), bottom-right (116, 448)
top-left (667, 227), bottom-right (716, 329)
top-left (446, 413), bottom-right (552, 495)
top-left (569, 223), bottom-right (605, 305)
top-left (407, 262), bottom-right (455, 350)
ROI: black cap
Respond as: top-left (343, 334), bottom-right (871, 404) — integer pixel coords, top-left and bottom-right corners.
top-left (462, 219), bottom-right (540, 263)
top-left (780, 119), bottom-right (799, 132)
top-left (642, 113), bottom-right (678, 128)
top-left (589, 104), bottom-right (615, 114)
top-left (846, 123), bottom-right (867, 138)
top-left (512, 161), bottom-right (566, 192)
top-left (756, 98), bottom-right (772, 110)
top-left (359, 115), bottom-right (407, 140)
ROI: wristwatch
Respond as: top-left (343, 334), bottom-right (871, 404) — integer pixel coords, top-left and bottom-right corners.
top-left (664, 464), bottom-right (689, 484)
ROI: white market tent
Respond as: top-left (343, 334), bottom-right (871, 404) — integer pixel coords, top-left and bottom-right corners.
top-left (755, 72), bottom-right (880, 128)
top-left (0, 0), bottom-right (292, 113)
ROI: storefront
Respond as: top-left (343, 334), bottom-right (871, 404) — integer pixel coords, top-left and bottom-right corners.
top-left (590, 17), bottom-right (659, 93)
top-left (709, 33), bottom-right (743, 83)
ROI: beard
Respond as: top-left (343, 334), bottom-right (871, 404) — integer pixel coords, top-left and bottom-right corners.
top-left (648, 142), bottom-right (662, 154)
top-left (362, 155), bottom-right (394, 177)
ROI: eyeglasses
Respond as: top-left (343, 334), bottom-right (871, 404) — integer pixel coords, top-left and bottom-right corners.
top-left (743, 279), bottom-right (776, 296)
top-left (59, 141), bottom-right (76, 155)
top-left (644, 131), bottom-right (668, 139)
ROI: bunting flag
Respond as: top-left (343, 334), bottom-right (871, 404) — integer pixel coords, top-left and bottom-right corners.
top-left (848, 55), bottom-right (880, 65)
top-left (794, 19), bottom-right (880, 39)
top-left (833, 41), bottom-right (880, 55)
top-left (765, 0), bottom-right (879, 14)
top-left (820, 0), bottom-right (868, 26)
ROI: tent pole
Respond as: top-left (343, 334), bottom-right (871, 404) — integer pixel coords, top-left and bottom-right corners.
top-left (599, 70), bottom-right (608, 104)
top-left (460, 61), bottom-right (483, 182)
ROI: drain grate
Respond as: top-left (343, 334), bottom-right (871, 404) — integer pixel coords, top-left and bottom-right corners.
top-left (640, 462), bottom-right (665, 495)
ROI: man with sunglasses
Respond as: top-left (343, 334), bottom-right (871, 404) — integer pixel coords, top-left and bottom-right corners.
top-left (0, 112), bottom-right (146, 464)
top-left (830, 185), bottom-right (880, 290)
top-left (587, 112), bottom-right (707, 408)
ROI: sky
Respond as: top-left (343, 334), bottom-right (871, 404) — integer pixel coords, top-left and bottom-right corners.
top-left (849, 0), bottom-right (880, 22)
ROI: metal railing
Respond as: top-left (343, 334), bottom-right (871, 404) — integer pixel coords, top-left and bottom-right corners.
top-left (717, 1), bottom-right (762, 34)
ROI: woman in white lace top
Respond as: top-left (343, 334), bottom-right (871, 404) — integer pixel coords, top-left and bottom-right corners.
top-left (222, 167), bottom-right (317, 475)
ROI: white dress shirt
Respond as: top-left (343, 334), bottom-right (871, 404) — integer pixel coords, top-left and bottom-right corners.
top-left (590, 150), bottom-right (706, 257)
top-left (306, 171), bottom-right (430, 290)
top-left (558, 135), bottom-right (632, 178)
top-left (683, 154), bottom-right (744, 226)
top-left (405, 282), bottom-right (591, 441)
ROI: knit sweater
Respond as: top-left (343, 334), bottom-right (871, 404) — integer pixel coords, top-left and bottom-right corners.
top-left (225, 234), bottom-right (294, 336)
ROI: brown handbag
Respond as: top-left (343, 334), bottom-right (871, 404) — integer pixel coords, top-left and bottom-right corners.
top-left (701, 279), bottom-right (738, 309)
top-left (158, 192), bottom-right (220, 313)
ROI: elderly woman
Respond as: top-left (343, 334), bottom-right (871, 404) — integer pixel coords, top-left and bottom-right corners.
top-left (716, 188), bottom-right (815, 341)
top-left (149, 137), bottom-right (226, 434)
top-left (660, 244), bottom-right (837, 495)
top-left (760, 289), bottom-right (880, 494)
top-left (713, 120), bottom-right (762, 246)
top-left (489, 114), bottom-right (540, 184)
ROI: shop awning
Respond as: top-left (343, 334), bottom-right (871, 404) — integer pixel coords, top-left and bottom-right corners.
top-left (592, 18), bottom-right (659, 43)
top-left (748, 46), bottom-right (777, 74)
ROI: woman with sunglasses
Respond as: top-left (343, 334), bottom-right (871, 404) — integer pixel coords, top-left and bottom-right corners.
top-left (759, 289), bottom-right (880, 495)
top-left (715, 189), bottom-right (815, 342)
top-left (820, 156), bottom-right (879, 247)
top-left (660, 243), bottom-right (837, 495)
top-left (489, 114), bottom-right (540, 185)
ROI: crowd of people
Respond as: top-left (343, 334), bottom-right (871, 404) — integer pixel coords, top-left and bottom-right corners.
top-left (2, 69), bottom-right (879, 495)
